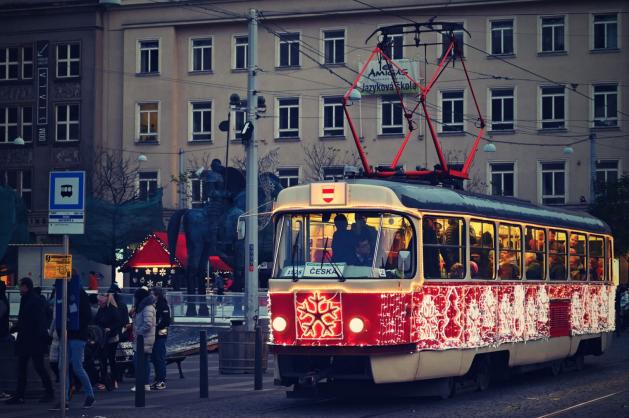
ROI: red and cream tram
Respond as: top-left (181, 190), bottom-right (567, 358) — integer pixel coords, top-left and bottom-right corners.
top-left (267, 179), bottom-right (615, 395)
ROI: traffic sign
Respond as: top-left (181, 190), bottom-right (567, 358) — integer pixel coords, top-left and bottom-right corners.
top-left (44, 254), bottom-right (72, 279)
top-left (49, 171), bottom-right (85, 234)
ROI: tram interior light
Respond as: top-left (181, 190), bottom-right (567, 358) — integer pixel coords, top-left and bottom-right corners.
top-left (272, 316), bottom-right (287, 332)
top-left (349, 317), bottom-right (365, 333)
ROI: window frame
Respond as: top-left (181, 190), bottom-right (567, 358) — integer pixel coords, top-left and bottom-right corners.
top-left (548, 229), bottom-right (568, 281)
top-left (591, 83), bottom-right (619, 128)
top-left (275, 97), bottom-right (300, 139)
top-left (136, 101), bottom-right (160, 144)
top-left (0, 106), bottom-right (18, 144)
top-left (321, 28), bottom-right (346, 65)
top-left (488, 161), bottom-right (517, 197)
top-left (488, 18), bottom-right (515, 56)
top-left (0, 168), bottom-right (32, 209)
top-left (497, 223), bottom-right (523, 280)
top-left (488, 87), bottom-right (516, 131)
top-left (439, 21), bottom-right (465, 59)
top-left (587, 234), bottom-right (606, 282)
top-left (276, 31), bottom-right (301, 68)
top-left (55, 42), bottom-right (80, 79)
top-left (232, 34), bottom-right (248, 70)
top-left (539, 15), bottom-right (567, 53)
top-left (379, 24), bottom-right (405, 60)
top-left (595, 159), bottom-right (620, 194)
top-left (320, 96), bottom-right (345, 137)
top-left (137, 39), bottom-right (160, 75)
top-left (469, 218), bottom-right (497, 280)
top-left (439, 89), bottom-right (465, 133)
top-left (538, 160), bottom-right (568, 205)
top-left (189, 37), bottom-right (213, 73)
top-left (377, 95), bottom-right (405, 135)
top-left (277, 167), bottom-right (300, 188)
top-left (54, 103), bottom-right (80, 142)
top-left (524, 226), bottom-right (546, 281)
top-left (591, 13), bottom-right (619, 51)
top-left (21, 46), bottom-right (33, 80)
top-left (539, 85), bottom-right (567, 130)
top-left (568, 231), bottom-right (587, 281)
top-left (137, 170), bottom-right (159, 201)
top-left (0, 46), bottom-right (19, 81)
top-left (422, 215), bottom-right (467, 280)
top-left (188, 100), bottom-right (213, 142)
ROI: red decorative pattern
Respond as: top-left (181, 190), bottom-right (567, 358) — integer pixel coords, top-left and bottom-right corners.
top-left (295, 292), bottom-right (343, 339)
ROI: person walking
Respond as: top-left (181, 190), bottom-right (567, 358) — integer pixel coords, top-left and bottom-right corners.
top-left (5, 277), bottom-right (54, 405)
top-left (150, 287), bottom-right (170, 390)
top-left (94, 292), bottom-right (120, 390)
top-left (131, 287), bottom-right (156, 392)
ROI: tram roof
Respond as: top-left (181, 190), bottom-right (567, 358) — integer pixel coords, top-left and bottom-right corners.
top-left (352, 179), bottom-right (611, 234)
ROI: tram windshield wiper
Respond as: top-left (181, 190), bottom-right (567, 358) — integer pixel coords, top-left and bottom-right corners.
top-left (320, 237), bottom-right (346, 282)
top-left (291, 228), bottom-right (301, 282)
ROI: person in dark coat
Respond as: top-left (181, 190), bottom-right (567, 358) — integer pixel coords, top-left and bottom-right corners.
top-left (331, 214), bottom-right (355, 264)
top-left (94, 293), bottom-right (120, 391)
top-left (0, 281), bottom-right (9, 341)
top-left (150, 287), bottom-right (170, 390)
top-left (5, 277), bottom-right (54, 405)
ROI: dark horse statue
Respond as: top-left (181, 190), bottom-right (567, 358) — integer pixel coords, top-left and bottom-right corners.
top-left (167, 162), bottom-right (283, 316)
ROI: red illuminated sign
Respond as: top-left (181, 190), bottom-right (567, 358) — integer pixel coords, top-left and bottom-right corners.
top-left (295, 291), bottom-right (343, 339)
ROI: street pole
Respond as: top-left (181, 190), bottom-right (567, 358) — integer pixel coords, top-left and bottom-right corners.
top-left (179, 148), bottom-right (186, 209)
top-left (60, 234), bottom-right (69, 417)
top-left (244, 8), bottom-right (259, 332)
top-left (590, 133), bottom-right (597, 204)
top-left (224, 111), bottom-right (231, 191)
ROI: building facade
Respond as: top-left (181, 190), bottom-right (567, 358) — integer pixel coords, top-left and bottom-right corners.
top-left (0, 0), bottom-right (105, 241)
top-left (101, 0), bottom-right (628, 214)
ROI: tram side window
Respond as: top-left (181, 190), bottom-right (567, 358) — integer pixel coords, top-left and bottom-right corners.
top-left (588, 235), bottom-right (605, 281)
top-left (607, 237), bottom-right (613, 282)
top-left (470, 219), bottom-right (495, 279)
top-left (569, 232), bottom-right (587, 281)
top-left (423, 216), bottom-right (466, 279)
top-left (524, 226), bottom-right (545, 280)
top-left (549, 229), bottom-right (567, 280)
top-left (498, 224), bottom-right (522, 279)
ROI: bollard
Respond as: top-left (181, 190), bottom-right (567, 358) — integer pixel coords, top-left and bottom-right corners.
top-left (135, 334), bottom-right (145, 407)
top-left (200, 330), bottom-right (208, 398)
top-left (254, 323), bottom-right (263, 390)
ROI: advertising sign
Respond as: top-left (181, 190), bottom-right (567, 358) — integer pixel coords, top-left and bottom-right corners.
top-left (358, 59), bottom-right (419, 95)
top-left (43, 254), bottom-right (72, 280)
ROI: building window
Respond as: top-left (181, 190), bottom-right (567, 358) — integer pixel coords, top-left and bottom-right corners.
top-left (277, 97), bottom-right (299, 138)
top-left (191, 38), bottom-right (212, 72)
top-left (233, 36), bottom-right (248, 70)
top-left (381, 27), bottom-right (404, 60)
top-left (21, 106), bottom-right (32, 142)
top-left (541, 16), bottom-right (565, 53)
top-left (441, 23), bottom-right (464, 58)
top-left (380, 95), bottom-right (403, 135)
top-left (593, 84), bottom-right (618, 127)
top-left (189, 101), bottom-right (212, 142)
top-left (540, 161), bottom-right (566, 205)
top-left (277, 167), bottom-right (299, 188)
top-left (490, 88), bottom-right (514, 130)
top-left (322, 166), bottom-right (345, 181)
top-left (540, 86), bottom-right (565, 129)
top-left (55, 104), bottom-right (79, 142)
top-left (56, 43), bottom-right (80, 78)
top-left (138, 171), bottom-right (158, 201)
top-left (189, 171), bottom-right (207, 208)
top-left (490, 162), bottom-right (515, 197)
top-left (498, 223), bottom-right (522, 279)
top-left (137, 102), bottom-right (159, 143)
top-left (595, 159), bottom-right (619, 194)
top-left (278, 32), bottom-right (300, 67)
top-left (22, 46), bottom-right (33, 79)
top-left (322, 96), bottom-right (344, 137)
top-left (231, 100), bottom-right (247, 140)
top-left (0, 169), bottom-right (32, 209)
top-left (593, 14), bottom-right (618, 50)
top-left (0, 106), bottom-right (18, 143)
top-left (490, 20), bottom-right (514, 55)
top-left (138, 40), bottom-right (159, 74)
top-left (0, 47), bottom-right (19, 80)
top-left (441, 90), bottom-right (464, 132)
top-left (323, 29), bottom-right (345, 64)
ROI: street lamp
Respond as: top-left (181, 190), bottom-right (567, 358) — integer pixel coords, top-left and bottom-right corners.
top-left (562, 146), bottom-right (574, 155)
top-left (13, 136), bottom-right (25, 145)
top-left (137, 154), bottom-right (148, 162)
top-left (482, 142), bottom-right (496, 153)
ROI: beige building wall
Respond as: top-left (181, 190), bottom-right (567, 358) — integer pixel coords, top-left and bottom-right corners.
top-left (101, 0), bottom-right (629, 211)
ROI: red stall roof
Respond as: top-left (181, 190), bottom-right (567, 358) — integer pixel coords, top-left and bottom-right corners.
top-left (123, 232), bottom-right (232, 272)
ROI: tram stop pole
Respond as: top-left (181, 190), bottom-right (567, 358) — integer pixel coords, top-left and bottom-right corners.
top-left (135, 335), bottom-right (145, 407)
top-left (200, 331), bottom-right (209, 398)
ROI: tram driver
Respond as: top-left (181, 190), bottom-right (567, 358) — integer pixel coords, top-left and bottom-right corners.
top-left (349, 237), bottom-right (374, 267)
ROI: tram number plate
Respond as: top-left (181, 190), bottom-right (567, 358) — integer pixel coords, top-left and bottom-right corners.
top-left (304, 262), bottom-right (346, 278)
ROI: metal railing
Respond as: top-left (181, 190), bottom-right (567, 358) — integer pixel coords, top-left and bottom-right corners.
top-left (6, 289), bottom-right (268, 325)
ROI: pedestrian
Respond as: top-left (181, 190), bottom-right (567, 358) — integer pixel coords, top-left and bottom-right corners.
top-left (94, 292), bottom-right (120, 390)
top-left (4, 277), bottom-right (54, 405)
top-left (0, 280), bottom-right (9, 342)
top-left (131, 287), bottom-right (156, 392)
top-left (109, 283), bottom-right (129, 387)
top-left (150, 287), bottom-right (170, 390)
top-left (87, 271), bottom-right (99, 291)
top-left (52, 274), bottom-right (95, 410)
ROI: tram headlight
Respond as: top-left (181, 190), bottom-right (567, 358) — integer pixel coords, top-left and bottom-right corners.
top-left (349, 317), bottom-right (365, 333)
top-left (272, 316), bottom-right (287, 332)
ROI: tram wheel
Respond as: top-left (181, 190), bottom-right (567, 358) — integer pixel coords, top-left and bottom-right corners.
top-left (549, 360), bottom-right (564, 377)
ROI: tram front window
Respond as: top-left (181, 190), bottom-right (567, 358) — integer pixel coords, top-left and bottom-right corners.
top-left (273, 212), bottom-right (415, 279)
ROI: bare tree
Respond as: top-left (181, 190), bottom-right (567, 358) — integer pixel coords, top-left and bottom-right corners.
top-left (302, 143), bottom-right (360, 182)
top-left (231, 147), bottom-right (281, 174)
top-left (170, 152), bottom-right (216, 203)
top-left (91, 148), bottom-right (139, 204)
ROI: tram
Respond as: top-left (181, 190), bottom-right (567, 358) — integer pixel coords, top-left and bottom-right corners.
top-left (267, 179), bottom-right (615, 395)
top-left (266, 21), bottom-right (615, 396)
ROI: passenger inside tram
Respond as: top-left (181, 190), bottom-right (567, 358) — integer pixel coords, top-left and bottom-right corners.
top-left (549, 253), bottom-right (566, 280)
top-left (331, 214), bottom-right (355, 264)
top-left (524, 253), bottom-right (542, 279)
top-left (422, 216), bottom-right (465, 279)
